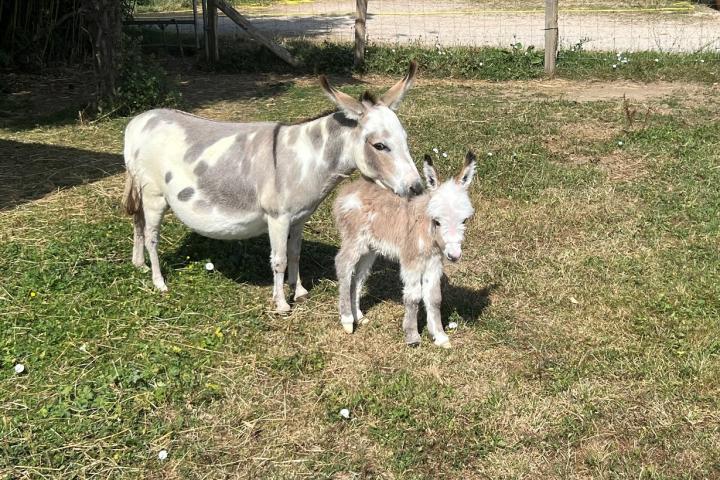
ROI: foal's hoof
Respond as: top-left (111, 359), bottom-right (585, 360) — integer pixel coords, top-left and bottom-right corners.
top-left (406, 341), bottom-right (421, 348)
top-left (342, 323), bottom-right (354, 334)
top-left (434, 339), bottom-right (452, 349)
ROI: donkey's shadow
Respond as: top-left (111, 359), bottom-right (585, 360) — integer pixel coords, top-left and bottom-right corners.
top-left (168, 234), bottom-right (492, 328)
top-left (169, 232), bottom-right (337, 288)
top-left (363, 257), bottom-right (493, 329)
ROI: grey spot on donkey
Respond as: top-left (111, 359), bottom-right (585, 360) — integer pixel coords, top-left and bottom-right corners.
top-left (177, 187), bottom-right (195, 201)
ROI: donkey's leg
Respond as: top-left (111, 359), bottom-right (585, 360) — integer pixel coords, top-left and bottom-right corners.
top-left (142, 194), bottom-right (169, 292)
top-left (132, 211), bottom-right (146, 267)
top-left (422, 257), bottom-right (449, 348)
top-left (287, 222), bottom-right (308, 302)
top-left (335, 244), bottom-right (365, 333)
top-left (353, 252), bottom-right (377, 325)
top-left (400, 265), bottom-right (422, 346)
top-left (268, 215), bottom-right (292, 313)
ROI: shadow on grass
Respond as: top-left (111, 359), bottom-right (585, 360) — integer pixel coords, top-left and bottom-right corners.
top-left (363, 257), bottom-right (493, 329)
top-left (170, 233), bottom-right (492, 330)
top-left (169, 232), bottom-right (338, 288)
top-left (0, 139), bottom-right (124, 211)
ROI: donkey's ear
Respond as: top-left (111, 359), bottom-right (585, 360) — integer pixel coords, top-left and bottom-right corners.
top-left (423, 154), bottom-right (439, 191)
top-left (379, 61), bottom-right (418, 111)
top-left (456, 151), bottom-right (476, 188)
top-left (319, 75), bottom-right (366, 120)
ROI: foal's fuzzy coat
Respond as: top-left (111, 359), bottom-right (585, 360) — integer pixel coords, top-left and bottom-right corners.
top-left (333, 152), bottom-right (476, 347)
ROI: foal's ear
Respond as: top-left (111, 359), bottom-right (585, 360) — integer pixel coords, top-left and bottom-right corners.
top-left (379, 60), bottom-right (418, 111)
top-left (423, 154), bottom-right (439, 191)
top-left (319, 76), bottom-right (366, 120)
top-left (456, 151), bottom-right (476, 188)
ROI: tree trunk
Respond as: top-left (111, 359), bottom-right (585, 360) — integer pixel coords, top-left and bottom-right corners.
top-left (82, 0), bottom-right (123, 105)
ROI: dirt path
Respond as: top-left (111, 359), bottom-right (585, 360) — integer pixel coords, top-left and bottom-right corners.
top-left (154, 1), bottom-right (720, 52)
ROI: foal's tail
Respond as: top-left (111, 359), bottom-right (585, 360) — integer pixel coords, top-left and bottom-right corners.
top-left (122, 173), bottom-right (143, 216)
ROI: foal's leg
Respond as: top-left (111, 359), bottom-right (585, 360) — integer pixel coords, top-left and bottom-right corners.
top-left (268, 215), bottom-right (292, 313)
top-left (142, 193), bottom-right (169, 292)
top-left (353, 252), bottom-right (377, 325)
top-left (422, 256), bottom-right (450, 348)
top-left (287, 222), bottom-right (309, 302)
top-left (335, 243), bottom-right (366, 333)
top-left (400, 265), bottom-right (422, 346)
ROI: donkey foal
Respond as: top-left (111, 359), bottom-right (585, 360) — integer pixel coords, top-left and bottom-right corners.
top-left (334, 152), bottom-right (476, 347)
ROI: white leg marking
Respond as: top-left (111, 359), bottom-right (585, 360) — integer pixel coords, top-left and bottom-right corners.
top-left (268, 216), bottom-right (292, 313)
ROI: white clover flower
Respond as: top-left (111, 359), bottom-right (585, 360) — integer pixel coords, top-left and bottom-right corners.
top-left (339, 408), bottom-right (350, 419)
top-left (14, 364), bottom-right (25, 374)
top-left (487, 152), bottom-right (493, 157)
top-left (654, 58), bottom-right (659, 62)
top-left (618, 141), bottom-right (624, 146)
top-left (442, 152), bottom-right (448, 158)
top-left (448, 321), bottom-right (458, 329)
top-left (432, 147), bottom-right (439, 154)
top-left (479, 62), bottom-right (484, 67)
top-left (612, 64), bottom-right (617, 69)
top-left (205, 262), bottom-right (214, 271)
top-left (158, 449), bottom-right (168, 460)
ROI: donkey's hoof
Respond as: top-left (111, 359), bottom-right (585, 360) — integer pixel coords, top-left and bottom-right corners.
top-left (154, 280), bottom-right (168, 292)
top-left (405, 332), bottom-right (421, 346)
top-left (406, 341), bottom-right (421, 348)
top-left (342, 323), bottom-right (354, 334)
top-left (435, 339), bottom-right (452, 349)
top-left (274, 302), bottom-right (292, 314)
top-left (293, 285), bottom-right (309, 303)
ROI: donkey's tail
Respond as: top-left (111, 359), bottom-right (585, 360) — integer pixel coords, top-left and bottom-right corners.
top-left (122, 173), bottom-right (143, 216)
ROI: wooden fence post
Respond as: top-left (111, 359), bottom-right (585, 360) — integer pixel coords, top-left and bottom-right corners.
top-left (214, 0), bottom-right (299, 66)
top-left (544, 0), bottom-right (558, 77)
top-left (207, 0), bottom-right (218, 64)
top-left (354, 0), bottom-right (368, 68)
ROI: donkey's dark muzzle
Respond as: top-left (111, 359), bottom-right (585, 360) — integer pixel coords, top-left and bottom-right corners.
top-left (409, 181), bottom-right (424, 196)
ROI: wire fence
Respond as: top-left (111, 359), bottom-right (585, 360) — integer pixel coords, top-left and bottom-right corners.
top-left (163, 1), bottom-right (720, 53)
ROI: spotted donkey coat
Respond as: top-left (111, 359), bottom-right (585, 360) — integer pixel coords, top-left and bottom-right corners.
top-left (333, 152), bottom-right (476, 347)
top-left (122, 63), bottom-right (422, 312)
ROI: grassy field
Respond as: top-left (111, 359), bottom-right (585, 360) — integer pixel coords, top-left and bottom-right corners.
top-left (2, 62), bottom-right (720, 478)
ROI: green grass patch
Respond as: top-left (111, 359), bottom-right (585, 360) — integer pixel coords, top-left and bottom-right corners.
top-left (206, 39), bottom-right (720, 83)
top-left (2, 70), bottom-right (720, 477)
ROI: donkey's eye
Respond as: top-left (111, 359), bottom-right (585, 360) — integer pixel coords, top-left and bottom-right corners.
top-left (432, 219), bottom-right (441, 227)
top-left (373, 142), bottom-right (388, 151)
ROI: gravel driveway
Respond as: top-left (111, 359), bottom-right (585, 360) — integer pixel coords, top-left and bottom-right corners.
top-left (151, 1), bottom-right (720, 52)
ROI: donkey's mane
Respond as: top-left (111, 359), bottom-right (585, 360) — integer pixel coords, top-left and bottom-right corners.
top-left (286, 109), bottom-right (338, 125)
top-left (361, 90), bottom-right (378, 104)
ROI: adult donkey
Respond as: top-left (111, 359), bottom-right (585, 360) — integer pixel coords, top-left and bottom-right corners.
top-left (122, 62), bottom-right (422, 312)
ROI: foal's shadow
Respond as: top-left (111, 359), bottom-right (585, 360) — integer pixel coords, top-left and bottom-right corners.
top-left (168, 232), bottom-right (338, 287)
top-left (363, 257), bottom-right (494, 329)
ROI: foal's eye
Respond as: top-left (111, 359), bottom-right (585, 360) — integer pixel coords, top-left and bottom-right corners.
top-left (432, 219), bottom-right (441, 227)
top-left (373, 142), bottom-right (388, 151)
